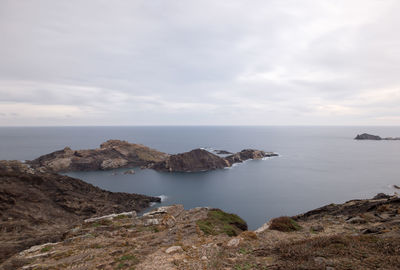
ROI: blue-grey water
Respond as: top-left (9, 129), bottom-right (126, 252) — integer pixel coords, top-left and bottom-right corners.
top-left (1, 126), bottom-right (400, 230)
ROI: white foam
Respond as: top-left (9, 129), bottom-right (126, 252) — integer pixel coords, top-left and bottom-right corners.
top-left (158, 195), bottom-right (168, 202)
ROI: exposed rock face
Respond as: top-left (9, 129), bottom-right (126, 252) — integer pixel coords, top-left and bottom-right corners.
top-left (0, 160), bottom-right (160, 263)
top-left (150, 149), bottom-right (229, 172)
top-left (224, 149), bottom-right (278, 166)
top-left (27, 140), bottom-right (169, 172)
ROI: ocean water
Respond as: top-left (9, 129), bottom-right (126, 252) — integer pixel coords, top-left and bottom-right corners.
top-left (1, 126), bottom-right (400, 230)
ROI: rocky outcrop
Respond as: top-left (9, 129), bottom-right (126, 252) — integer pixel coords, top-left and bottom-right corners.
top-left (0, 160), bottom-right (160, 263)
top-left (150, 149), bottom-right (229, 172)
top-left (27, 140), bottom-right (169, 172)
top-left (27, 140), bottom-right (277, 173)
top-left (151, 148), bottom-right (278, 172)
top-left (4, 194), bottom-right (399, 270)
top-left (355, 133), bottom-right (400, 140)
top-left (224, 149), bottom-right (278, 166)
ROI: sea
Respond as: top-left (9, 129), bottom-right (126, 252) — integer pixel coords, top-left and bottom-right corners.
top-left (1, 126), bottom-right (399, 230)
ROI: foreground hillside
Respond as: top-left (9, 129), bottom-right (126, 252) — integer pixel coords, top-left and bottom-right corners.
top-left (0, 161), bottom-right (161, 263)
top-left (2, 193), bottom-right (399, 269)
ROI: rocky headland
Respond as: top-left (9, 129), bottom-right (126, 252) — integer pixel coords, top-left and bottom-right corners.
top-left (355, 133), bottom-right (400, 140)
top-left (2, 192), bottom-right (399, 270)
top-left (150, 148), bottom-right (278, 172)
top-left (0, 160), bottom-right (161, 263)
top-left (28, 140), bottom-right (278, 173)
top-left (27, 140), bottom-right (170, 172)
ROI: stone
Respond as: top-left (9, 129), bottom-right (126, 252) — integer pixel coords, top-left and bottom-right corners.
top-left (346, 216), bottom-right (367, 224)
top-left (310, 225), bottom-right (324, 232)
top-left (123, 169), bottom-right (135, 175)
top-left (227, 238), bottom-right (241, 247)
top-left (201, 256), bottom-right (208, 261)
top-left (165, 246), bottom-right (183, 254)
top-left (373, 193), bottom-right (391, 200)
top-left (144, 218), bottom-right (160, 226)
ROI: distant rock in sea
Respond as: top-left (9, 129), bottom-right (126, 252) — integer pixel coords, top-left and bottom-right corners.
top-left (354, 133), bottom-right (382, 140)
top-left (355, 133), bottom-right (400, 140)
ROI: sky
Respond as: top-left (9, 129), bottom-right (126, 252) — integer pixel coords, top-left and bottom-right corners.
top-left (0, 0), bottom-right (400, 126)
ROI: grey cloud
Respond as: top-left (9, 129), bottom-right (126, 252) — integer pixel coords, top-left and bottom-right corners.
top-left (0, 0), bottom-right (400, 126)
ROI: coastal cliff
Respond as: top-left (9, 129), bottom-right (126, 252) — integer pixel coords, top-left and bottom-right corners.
top-left (2, 194), bottom-right (399, 270)
top-left (0, 160), bottom-right (161, 263)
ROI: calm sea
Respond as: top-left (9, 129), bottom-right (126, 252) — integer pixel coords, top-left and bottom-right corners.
top-left (1, 126), bottom-right (399, 229)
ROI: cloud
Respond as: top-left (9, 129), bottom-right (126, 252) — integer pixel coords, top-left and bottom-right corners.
top-left (0, 0), bottom-right (399, 125)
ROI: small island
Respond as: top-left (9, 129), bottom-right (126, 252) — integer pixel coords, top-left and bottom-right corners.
top-left (354, 133), bottom-right (400, 140)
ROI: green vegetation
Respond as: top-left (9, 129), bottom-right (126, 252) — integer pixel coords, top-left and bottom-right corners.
top-left (269, 216), bottom-right (301, 232)
top-left (196, 209), bottom-right (247, 236)
top-left (40, 246), bottom-right (52, 253)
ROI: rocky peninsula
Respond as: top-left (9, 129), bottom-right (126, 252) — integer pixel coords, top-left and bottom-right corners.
top-left (355, 133), bottom-right (400, 140)
top-left (28, 140), bottom-right (278, 173)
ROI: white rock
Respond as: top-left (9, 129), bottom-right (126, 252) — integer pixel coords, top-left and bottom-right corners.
top-left (143, 218), bottom-right (160, 226)
top-left (201, 256), bottom-right (208, 261)
top-left (84, 211), bottom-right (136, 223)
top-left (227, 238), bottom-right (241, 247)
top-left (165, 246), bottom-right (183, 254)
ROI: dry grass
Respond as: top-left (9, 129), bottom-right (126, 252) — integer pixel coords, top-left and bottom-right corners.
top-left (254, 234), bottom-right (400, 270)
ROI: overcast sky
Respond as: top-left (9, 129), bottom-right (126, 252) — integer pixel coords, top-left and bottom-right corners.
top-left (0, 0), bottom-right (399, 126)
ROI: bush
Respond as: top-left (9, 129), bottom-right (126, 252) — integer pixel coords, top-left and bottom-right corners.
top-left (269, 217), bottom-right (301, 232)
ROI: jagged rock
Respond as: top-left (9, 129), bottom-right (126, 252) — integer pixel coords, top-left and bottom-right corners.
top-left (224, 149), bottom-right (278, 166)
top-left (0, 161), bottom-right (160, 263)
top-left (27, 140), bottom-right (169, 172)
top-left (150, 149), bottom-right (229, 172)
top-left (151, 148), bottom-right (278, 172)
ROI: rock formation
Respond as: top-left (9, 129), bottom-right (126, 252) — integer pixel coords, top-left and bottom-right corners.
top-left (150, 148), bottom-right (229, 172)
top-left (355, 133), bottom-right (400, 140)
top-left (2, 194), bottom-right (399, 270)
top-left (0, 160), bottom-right (160, 263)
top-left (27, 140), bottom-right (169, 172)
top-left (150, 148), bottom-right (279, 172)
top-left (224, 149), bottom-right (278, 166)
